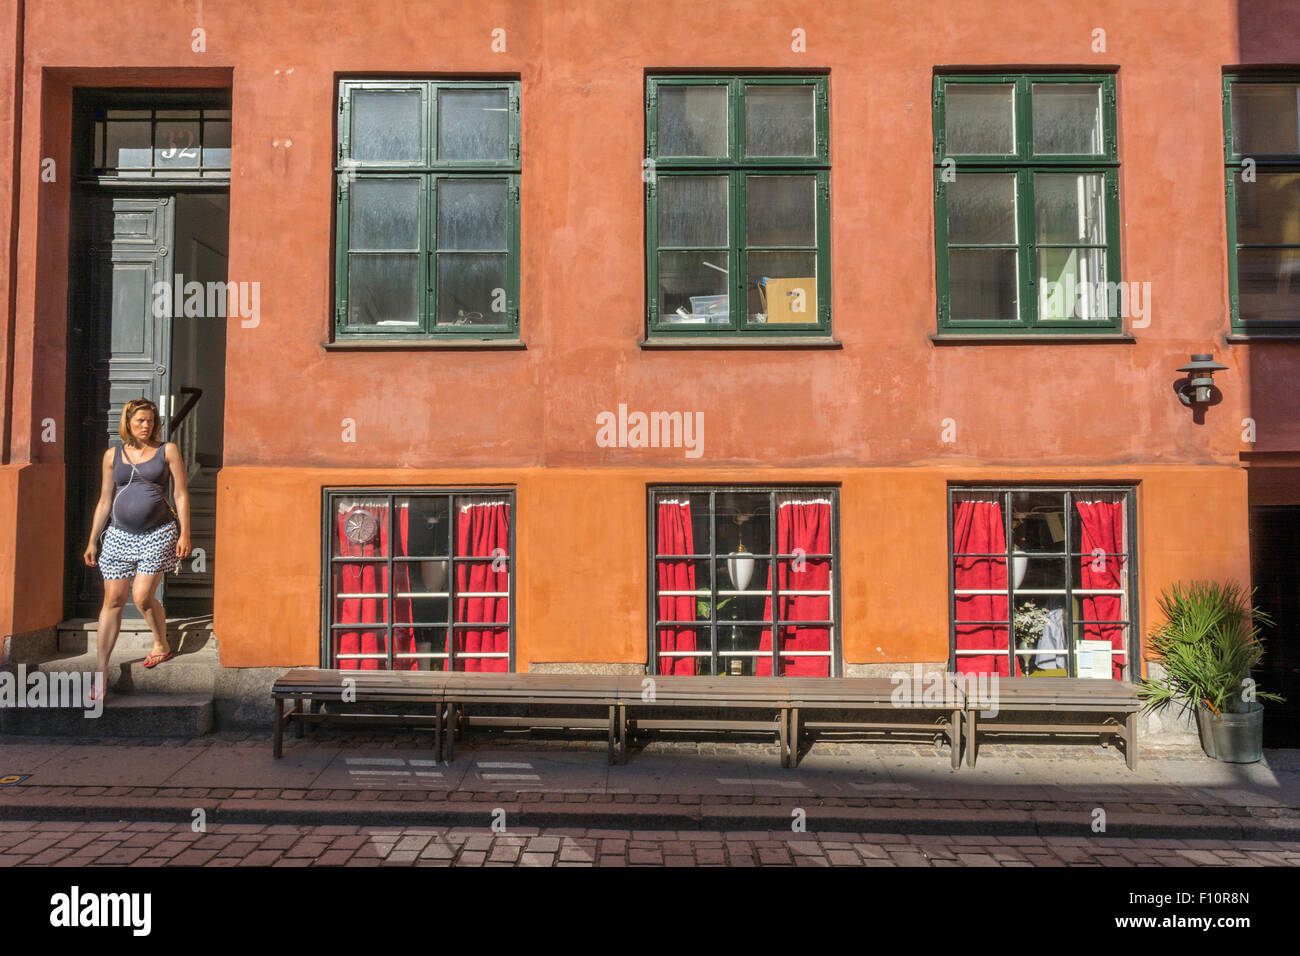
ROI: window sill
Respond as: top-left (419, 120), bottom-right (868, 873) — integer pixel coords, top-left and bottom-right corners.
top-left (323, 338), bottom-right (526, 351)
top-left (640, 336), bottom-right (842, 350)
top-left (1225, 332), bottom-right (1300, 343)
top-left (929, 333), bottom-right (1135, 345)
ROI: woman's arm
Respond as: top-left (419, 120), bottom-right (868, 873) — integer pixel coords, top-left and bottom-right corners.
top-left (166, 442), bottom-right (192, 559)
top-left (82, 448), bottom-right (115, 564)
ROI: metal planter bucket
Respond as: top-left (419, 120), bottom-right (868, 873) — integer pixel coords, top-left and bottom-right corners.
top-left (1208, 702), bottom-right (1264, 764)
top-left (1196, 705), bottom-right (1218, 759)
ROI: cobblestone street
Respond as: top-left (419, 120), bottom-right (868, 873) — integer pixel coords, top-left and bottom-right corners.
top-left (2, 820), bottom-right (1298, 867)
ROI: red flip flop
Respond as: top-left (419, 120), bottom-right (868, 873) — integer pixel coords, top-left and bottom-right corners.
top-left (143, 651), bottom-right (174, 669)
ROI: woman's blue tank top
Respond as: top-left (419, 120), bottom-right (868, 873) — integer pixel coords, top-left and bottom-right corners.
top-left (111, 444), bottom-right (173, 533)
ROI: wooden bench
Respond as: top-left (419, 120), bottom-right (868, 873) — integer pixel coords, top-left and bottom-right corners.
top-left (273, 670), bottom-right (629, 764)
top-left (271, 669), bottom-right (451, 760)
top-left (440, 673), bottom-right (633, 764)
top-left (961, 677), bottom-right (1140, 769)
top-left (620, 677), bottom-right (794, 766)
top-left (785, 677), bottom-right (964, 770)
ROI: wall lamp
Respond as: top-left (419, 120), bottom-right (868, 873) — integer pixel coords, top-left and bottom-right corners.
top-left (1176, 353), bottom-right (1228, 406)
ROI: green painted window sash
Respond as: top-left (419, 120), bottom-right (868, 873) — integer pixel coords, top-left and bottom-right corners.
top-left (645, 75), bottom-right (831, 336)
top-left (933, 73), bottom-right (1121, 333)
top-left (1222, 73), bottom-right (1300, 333)
top-left (334, 79), bottom-right (521, 339)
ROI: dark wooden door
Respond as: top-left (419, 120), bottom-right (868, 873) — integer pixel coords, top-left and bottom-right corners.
top-left (66, 194), bottom-right (175, 617)
top-left (1250, 506), bottom-right (1300, 749)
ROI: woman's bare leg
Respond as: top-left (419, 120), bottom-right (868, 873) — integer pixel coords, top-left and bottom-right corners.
top-left (132, 573), bottom-right (169, 659)
top-left (94, 579), bottom-right (131, 700)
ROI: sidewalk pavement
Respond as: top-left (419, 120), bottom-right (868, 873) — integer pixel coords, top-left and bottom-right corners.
top-left (1, 730), bottom-right (1298, 840)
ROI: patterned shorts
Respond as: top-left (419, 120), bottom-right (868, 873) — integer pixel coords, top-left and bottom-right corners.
top-left (98, 521), bottom-right (180, 580)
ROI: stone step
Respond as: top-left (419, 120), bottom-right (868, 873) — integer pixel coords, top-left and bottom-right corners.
top-left (31, 645), bottom-right (220, 697)
top-left (0, 692), bottom-right (213, 737)
top-left (56, 618), bottom-right (216, 654)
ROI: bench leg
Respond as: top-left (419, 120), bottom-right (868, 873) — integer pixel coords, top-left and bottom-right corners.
top-left (273, 697), bottom-right (284, 760)
top-left (966, 710), bottom-right (978, 768)
top-left (778, 708), bottom-right (789, 768)
top-left (1125, 711), bottom-right (1138, 771)
top-left (295, 697), bottom-right (305, 739)
top-left (607, 705), bottom-right (615, 766)
top-left (789, 707), bottom-right (800, 768)
top-left (618, 704), bottom-right (627, 764)
top-left (435, 704), bottom-right (444, 763)
top-left (951, 709), bottom-right (961, 771)
top-left (445, 702), bottom-right (456, 762)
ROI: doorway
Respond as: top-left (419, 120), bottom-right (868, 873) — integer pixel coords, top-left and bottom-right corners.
top-left (1249, 505), bottom-right (1300, 748)
top-left (64, 91), bottom-right (231, 621)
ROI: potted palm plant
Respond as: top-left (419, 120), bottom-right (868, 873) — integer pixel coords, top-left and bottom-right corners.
top-left (1138, 581), bottom-right (1282, 763)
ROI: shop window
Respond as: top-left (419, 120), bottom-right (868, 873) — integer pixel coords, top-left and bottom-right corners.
top-left (650, 487), bottom-right (839, 676)
top-left (325, 489), bottom-right (514, 671)
top-left (645, 76), bottom-right (831, 337)
top-left (1224, 74), bottom-right (1300, 333)
top-left (334, 80), bottom-right (521, 338)
top-left (949, 487), bottom-right (1136, 679)
top-left (933, 74), bottom-right (1121, 333)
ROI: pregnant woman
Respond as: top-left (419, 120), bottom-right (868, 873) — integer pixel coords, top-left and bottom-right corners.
top-left (82, 398), bottom-right (192, 700)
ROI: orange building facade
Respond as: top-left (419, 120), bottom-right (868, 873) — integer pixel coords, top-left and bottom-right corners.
top-left (0, 1), bottom-right (1297, 739)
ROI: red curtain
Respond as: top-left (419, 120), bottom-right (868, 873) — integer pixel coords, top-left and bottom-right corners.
top-left (758, 499), bottom-right (831, 677)
top-left (453, 500), bottom-right (511, 672)
top-left (1076, 498), bottom-right (1126, 679)
top-left (655, 500), bottom-right (697, 675)
top-left (954, 498), bottom-right (1013, 676)
top-left (335, 502), bottom-right (415, 670)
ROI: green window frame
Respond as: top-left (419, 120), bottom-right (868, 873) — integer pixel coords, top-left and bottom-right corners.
top-left (933, 73), bottom-right (1121, 333)
top-left (334, 79), bottom-right (521, 339)
top-left (1223, 73), bottom-right (1300, 334)
top-left (645, 75), bottom-right (831, 337)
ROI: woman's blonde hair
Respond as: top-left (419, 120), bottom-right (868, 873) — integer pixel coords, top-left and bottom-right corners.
top-left (119, 398), bottom-right (162, 446)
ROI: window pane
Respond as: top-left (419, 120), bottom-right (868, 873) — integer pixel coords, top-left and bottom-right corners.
top-left (437, 179), bottom-right (508, 250)
top-left (1235, 172), bottom-right (1300, 244)
top-left (1237, 248), bottom-right (1300, 321)
top-left (1032, 83), bottom-right (1103, 154)
top-left (947, 173), bottom-right (1016, 244)
top-left (349, 179), bottom-right (420, 250)
top-left (1035, 173), bottom-right (1106, 244)
top-left (949, 249), bottom-right (1017, 320)
top-left (945, 83), bottom-right (1014, 154)
top-left (347, 254), bottom-right (420, 326)
top-left (1232, 83), bottom-right (1300, 155)
top-left (658, 85), bottom-right (728, 158)
top-left (202, 119), bottom-right (231, 168)
top-left (658, 176), bottom-right (728, 248)
top-left (745, 85), bottom-right (815, 156)
top-left (747, 252), bottom-right (816, 324)
top-left (746, 175), bottom-right (816, 247)
top-left (105, 121), bottom-right (151, 170)
top-left (438, 89), bottom-right (510, 161)
top-left (1011, 491), bottom-right (1067, 554)
top-left (399, 496), bottom-right (452, 558)
top-left (657, 251), bottom-right (729, 324)
top-left (333, 497), bottom-right (393, 557)
top-left (351, 90), bottom-right (422, 162)
top-left (1038, 247), bottom-right (1109, 320)
top-left (155, 120), bottom-right (200, 168)
top-left (436, 253), bottom-right (508, 324)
